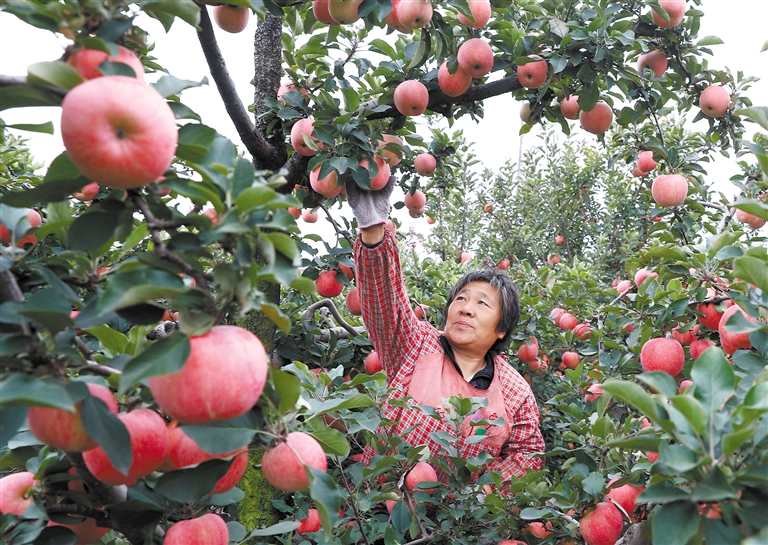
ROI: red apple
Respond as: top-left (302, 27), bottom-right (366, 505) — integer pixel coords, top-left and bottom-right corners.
top-left (438, 61), bottom-right (472, 97)
top-left (547, 253), bottom-right (560, 264)
top-left (517, 336), bottom-right (539, 362)
top-left (385, 0), bottom-right (409, 32)
top-left (365, 351), bottom-right (383, 374)
top-left (328, 0), bottom-right (363, 24)
top-left (316, 270), bottom-right (344, 297)
top-left (309, 166), bottom-right (342, 198)
top-left (574, 323), bottom-right (591, 340)
top-left (457, 38), bottom-right (494, 78)
top-left (396, 0), bottom-right (433, 29)
top-left (672, 324), bottom-right (699, 345)
top-left (359, 156), bottom-right (391, 190)
top-left (678, 379), bottom-right (693, 393)
top-left (67, 46), bottom-right (144, 81)
top-left (498, 258), bottom-right (510, 270)
top-left (202, 207), bottom-right (220, 226)
top-left (560, 95), bottom-right (580, 120)
top-left (647, 451), bottom-right (659, 462)
top-left (0, 472), bottom-right (38, 515)
top-left (636, 151), bottom-right (656, 173)
top-left (640, 337), bottom-right (685, 376)
top-left (616, 279), bottom-right (632, 293)
top-left (652, 174), bottom-right (688, 206)
top-left (345, 287), bottom-right (362, 315)
top-left (580, 501), bottom-right (624, 545)
top-left (585, 383), bottom-right (603, 403)
top-left (414, 153), bottom-right (437, 176)
top-left (302, 209), bottom-right (319, 223)
top-left (339, 263), bottom-right (355, 281)
top-left (297, 508), bottom-right (322, 534)
top-left (499, 541), bottom-right (527, 545)
top-left (559, 312), bottom-right (578, 330)
top-left (287, 206), bottom-right (301, 219)
top-left (551, 308), bottom-right (566, 326)
top-left (262, 432), bottom-right (328, 492)
top-left (378, 134), bottom-right (403, 166)
top-left (72, 182), bottom-right (100, 201)
top-left (313, 0), bottom-right (338, 24)
top-left (689, 339), bottom-right (715, 360)
top-left (483, 203), bottom-right (494, 213)
top-left (735, 209), bottom-right (767, 229)
top-left (148, 325), bottom-right (268, 424)
top-left (404, 189), bottom-right (427, 211)
top-left (405, 461), bottom-right (437, 493)
top-left (517, 56), bottom-right (548, 89)
top-left (48, 516), bottom-right (108, 545)
top-left (426, 216), bottom-right (436, 225)
top-left (606, 479), bottom-right (645, 518)
top-left (61, 76), bottom-right (177, 189)
top-left (562, 351), bottom-right (580, 369)
top-left (460, 251), bottom-right (473, 263)
top-left (718, 305), bottom-right (758, 354)
top-left (579, 101), bottom-right (613, 134)
top-left (83, 408), bottom-right (169, 486)
top-left (394, 80), bottom-right (429, 116)
top-left (457, 0), bottom-right (492, 28)
top-left (633, 168), bottom-right (648, 177)
top-left (165, 513), bottom-right (229, 545)
top-left (634, 268), bottom-right (658, 288)
top-left (651, 0), bottom-right (686, 28)
top-left (291, 118), bottom-right (323, 156)
top-left (637, 50), bottom-right (668, 78)
top-left (28, 383), bottom-right (118, 452)
top-left (0, 209), bottom-right (42, 247)
top-left (699, 85), bottom-right (730, 117)
top-left (278, 82), bottom-right (309, 104)
top-left (212, 5), bottom-right (250, 33)
top-left (526, 521), bottom-right (552, 538)
top-left (555, 235), bottom-right (565, 245)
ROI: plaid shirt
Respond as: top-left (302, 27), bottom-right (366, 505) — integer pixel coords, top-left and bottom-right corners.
top-left (355, 230), bottom-right (545, 484)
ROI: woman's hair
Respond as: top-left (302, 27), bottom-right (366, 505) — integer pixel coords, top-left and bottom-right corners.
top-left (441, 269), bottom-right (520, 355)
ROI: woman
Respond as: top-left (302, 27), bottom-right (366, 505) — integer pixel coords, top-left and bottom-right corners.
top-left (347, 177), bottom-right (545, 488)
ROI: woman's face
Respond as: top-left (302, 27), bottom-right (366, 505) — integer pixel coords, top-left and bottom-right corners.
top-left (444, 281), bottom-right (504, 354)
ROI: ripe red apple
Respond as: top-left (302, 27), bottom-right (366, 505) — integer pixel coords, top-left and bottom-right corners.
top-left (28, 383), bottom-right (118, 452)
top-left (555, 235), bottom-right (565, 245)
top-left (652, 174), bottom-right (688, 206)
top-left (558, 312), bottom-right (578, 330)
top-left (483, 203), bottom-right (494, 213)
top-left (0, 472), bottom-right (38, 515)
top-left (48, 516), bottom-right (108, 545)
top-left (735, 209), bottom-right (767, 229)
top-left (574, 323), bottom-right (591, 340)
top-left (61, 76), bottom-right (177, 189)
top-left (640, 337), bottom-right (685, 376)
top-left (519, 102), bottom-right (538, 125)
top-left (633, 168), bottom-right (647, 177)
top-left (426, 216), bottom-right (436, 225)
top-left (309, 166), bottom-right (342, 199)
top-left (517, 336), bottom-right (539, 362)
top-left (313, 0), bottom-right (338, 24)
top-left (719, 305), bottom-right (757, 354)
top-left (647, 451), bottom-right (659, 462)
top-left (547, 253), bottom-right (560, 264)
top-left (202, 207), bottom-right (220, 226)
top-left (297, 508), bottom-right (322, 534)
top-left (560, 95), bottom-right (580, 120)
top-left (457, 0), bottom-right (492, 28)
top-left (345, 287), bottom-right (362, 315)
top-left (328, 0), bottom-right (363, 24)
top-left (359, 156), bottom-right (391, 190)
top-left (616, 279), bottom-right (632, 293)
top-left (579, 101), bottom-right (613, 134)
top-left (405, 461), bottom-right (437, 493)
top-left (365, 351), bottom-right (383, 374)
top-left (339, 263), bottom-right (354, 281)
top-left (498, 258), bottom-right (510, 269)
top-left (606, 479), bottom-right (645, 518)
top-left (634, 268), bottom-right (658, 288)
top-left (414, 153), bottom-right (437, 176)
top-left (165, 513), bottom-right (229, 545)
top-left (287, 206), bottom-right (301, 219)
top-left (651, 0), bottom-right (686, 28)
top-left (291, 118), bottom-right (323, 157)
top-left (72, 182), bottom-right (100, 201)
top-left (672, 324), bottom-right (699, 345)
top-left (394, 80), bottom-right (429, 116)
top-left (396, 0), bottom-right (433, 29)
top-left (517, 56), bottom-right (548, 89)
top-left (438, 61), bottom-right (472, 97)
top-left (0, 209), bottom-right (42, 247)
top-left (637, 50), bottom-right (668, 78)
top-left (689, 339), bottom-right (715, 360)
top-left (551, 308), bottom-right (566, 326)
top-left (67, 46), bottom-right (144, 81)
top-left (460, 251), bottom-right (473, 263)
top-left (562, 351), bottom-right (580, 369)
top-left (678, 379), bottom-right (693, 393)
top-left (457, 38), bottom-right (494, 78)
top-left (699, 85), bottom-right (730, 117)
top-left (212, 5), bottom-right (250, 33)
top-left (404, 190), bottom-right (427, 211)
top-left (499, 541), bottom-right (527, 545)
top-left (585, 383), bottom-right (603, 403)
top-left (316, 270), bottom-right (344, 297)
top-left (262, 432), bottom-right (328, 492)
top-left (302, 209), bottom-right (319, 223)
top-left (278, 82), bottom-right (309, 104)
top-left (148, 325), bottom-right (268, 424)
top-left (636, 151), bottom-right (656, 173)
top-left (580, 501), bottom-right (624, 545)
top-left (526, 521), bottom-right (552, 538)
top-left (385, 0), bottom-right (410, 32)
top-left (378, 134), bottom-right (403, 166)
top-left (83, 408), bottom-right (169, 486)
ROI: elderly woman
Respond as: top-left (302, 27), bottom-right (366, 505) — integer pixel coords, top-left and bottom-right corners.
top-left (347, 178), bottom-right (545, 487)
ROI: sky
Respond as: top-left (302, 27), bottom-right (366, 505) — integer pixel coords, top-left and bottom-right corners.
top-left (1, 0), bottom-right (766, 239)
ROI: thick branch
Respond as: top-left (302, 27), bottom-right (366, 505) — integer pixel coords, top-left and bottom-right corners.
top-left (252, 12), bottom-right (286, 170)
top-left (197, 5), bottom-right (281, 166)
top-left (304, 299), bottom-right (366, 339)
top-left (280, 152), bottom-right (311, 190)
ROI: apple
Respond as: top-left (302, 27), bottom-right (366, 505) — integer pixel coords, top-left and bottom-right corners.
top-left (212, 5), bottom-right (250, 33)
top-left (517, 336), bottom-right (539, 362)
top-left (457, 0), bottom-right (492, 28)
top-left (0, 472), bottom-right (38, 515)
top-left (558, 312), bottom-right (578, 330)
top-left (301, 209), bottom-right (319, 223)
top-left (339, 263), bottom-right (354, 281)
top-left (377, 134), bottom-right (403, 166)
top-left (328, 0), bottom-right (363, 24)
top-left (678, 379), bottom-right (693, 393)
top-left (287, 207), bottom-right (301, 219)
top-left (313, 0), bottom-right (338, 24)
top-left (640, 337), bottom-right (685, 376)
top-left (291, 118), bottom-right (323, 156)
top-left (559, 95), bottom-right (580, 119)
top-left (614, 280), bottom-right (631, 294)
top-left (527, 359), bottom-right (542, 372)
top-left (637, 50), bottom-right (668, 78)
top-left (414, 153), bottom-right (437, 176)
top-left (647, 451), bottom-right (659, 462)
top-left (202, 207), bottom-right (220, 226)
top-left (634, 268), bottom-right (658, 288)
top-left (365, 351), bottom-right (383, 374)
top-left (309, 166), bottom-right (341, 199)
top-left (162, 309), bottom-right (179, 322)
top-left (550, 308), bottom-right (566, 326)
top-left (48, 516), bottom-right (109, 545)
top-left (651, 0), bottom-right (686, 28)
top-left (394, 80), bottom-right (429, 116)
top-left (28, 383), bottom-right (118, 452)
top-left (526, 521), bottom-right (552, 538)
top-left (636, 151), bottom-right (656, 173)
top-left (699, 85), bottom-right (730, 117)
top-left (396, 0), bottom-right (433, 29)
top-left (483, 203), bottom-right (494, 213)
top-left (385, 0), bottom-right (410, 32)
top-left (83, 408), bottom-right (169, 486)
top-left (359, 156), bottom-right (391, 190)
top-left (632, 168), bottom-right (647, 177)
top-left (735, 209), bottom-right (767, 229)
top-left (689, 339), bottom-right (715, 360)
top-left (547, 253), bottom-right (560, 264)
top-left (262, 432), bottom-right (328, 492)
top-left (457, 38), bottom-right (494, 78)
top-left (404, 189), bottom-right (427, 211)
top-left (61, 76), bottom-right (177, 189)
top-left (574, 323), bottom-right (591, 340)
top-left (580, 501), bottom-right (624, 545)
top-left (148, 325), bottom-right (268, 424)
top-left (316, 270), bottom-right (344, 297)
top-left (499, 541), bottom-right (527, 545)
top-left (651, 173), bottom-right (688, 206)
top-left (426, 216), bottom-right (436, 225)
top-left (72, 182), bottom-right (100, 201)
top-left (516, 56), bottom-right (548, 89)
top-left (165, 513), bottom-right (229, 545)
top-left (718, 305), bottom-right (757, 354)
top-left (438, 61), bottom-right (472, 97)
top-left (297, 508), bottom-right (322, 534)
top-left (67, 46), bottom-right (144, 81)
top-left (579, 101), bottom-right (613, 134)
top-left (0, 209), bottom-right (42, 247)
top-left (277, 82), bottom-right (309, 104)
top-left (405, 461), bottom-right (437, 493)
top-left (585, 383), bottom-right (603, 403)
top-left (496, 258), bottom-right (510, 270)
top-left (606, 479), bottom-right (645, 519)
top-left (345, 287), bottom-right (362, 315)
top-left (562, 351), bottom-right (580, 369)
top-left (460, 251), bottom-right (473, 263)
top-left (519, 102), bottom-right (538, 125)
top-left (555, 235), bottom-right (565, 245)
top-left (672, 324), bottom-right (699, 345)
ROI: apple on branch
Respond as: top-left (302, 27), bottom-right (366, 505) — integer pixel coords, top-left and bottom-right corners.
top-left (261, 432), bottom-right (328, 492)
top-left (438, 61), bottom-right (472, 97)
top-left (165, 513), bottom-right (229, 545)
top-left (212, 5), bottom-right (250, 33)
top-left (579, 101), bottom-right (613, 135)
top-left (0, 472), bottom-right (39, 516)
top-left (457, 38), bottom-right (494, 78)
top-left (457, 0), bottom-right (492, 29)
top-left (67, 46), bottom-right (145, 81)
top-left (516, 56), bottom-right (548, 89)
top-left (394, 80), bottom-right (429, 116)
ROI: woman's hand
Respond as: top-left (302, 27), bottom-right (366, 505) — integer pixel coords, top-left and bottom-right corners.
top-left (346, 176), bottom-right (396, 230)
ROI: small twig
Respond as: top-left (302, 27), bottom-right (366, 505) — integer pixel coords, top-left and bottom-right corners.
top-left (304, 299), bottom-right (365, 338)
top-left (45, 503), bottom-right (109, 523)
top-left (699, 201), bottom-right (728, 213)
top-left (318, 202), bottom-right (355, 246)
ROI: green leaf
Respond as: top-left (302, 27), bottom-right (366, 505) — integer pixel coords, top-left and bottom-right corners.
top-left (15, 288), bottom-right (72, 333)
top-left (234, 186), bottom-right (280, 213)
top-left (696, 35), bottom-right (724, 47)
top-left (0, 153), bottom-right (89, 207)
top-left (180, 412), bottom-right (258, 455)
top-left (27, 61), bottom-right (83, 91)
top-left (0, 84), bottom-right (63, 111)
top-left (5, 121), bottom-right (54, 134)
top-left (119, 333), bottom-right (190, 393)
top-left (651, 501), bottom-right (700, 545)
top-left (690, 466), bottom-right (737, 502)
top-left (658, 443), bottom-right (700, 474)
top-left (68, 210), bottom-right (121, 252)
top-left (270, 368), bottom-right (301, 414)
top-left (151, 75), bottom-right (207, 98)
top-left (691, 347), bottom-right (735, 422)
top-left (722, 427), bottom-right (757, 456)
top-left (142, 0), bottom-right (201, 28)
top-left (247, 521), bottom-right (300, 537)
top-left (744, 381), bottom-right (768, 410)
top-left (734, 106), bottom-right (768, 131)
top-left (519, 507), bottom-right (557, 520)
top-left (733, 256), bottom-right (768, 294)
top-left (669, 395), bottom-right (708, 435)
top-left (707, 232), bottom-right (741, 259)
top-left (638, 482), bottom-right (691, 504)
top-left (309, 428), bottom-right (349, 457)
top-left (638, 371), bottom-right (678, 398)
top-left (0, 374), bottom-right (77, 411)
top-left (81, 396), bottom-right (132, 475)
top-left (98, 267), bottom-right (186, 315)
top-left (0, 406), bottom-right (28, 449)
top-left (582, 471), bottom-right (605, 496)
top-left (155, 459), bottom-right (233, 502)
top-left (732, 199), bottom-right (768, 221)
top-left (608, 436), bottom-right (660, 451)
top-left (308, 467), bottom-right (342, 540)
top-left (86, 325), bottom-right (129, 356)
top-left (601, 379), bottom-right (660, 421)
top-left (310, 393), bottom-right (376, 415)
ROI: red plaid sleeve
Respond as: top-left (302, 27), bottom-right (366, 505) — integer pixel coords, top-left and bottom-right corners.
top-left (486, 391), bottom-right (545, 480)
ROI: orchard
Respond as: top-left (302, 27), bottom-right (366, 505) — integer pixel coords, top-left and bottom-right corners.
top-left (1, 0), bottom-right (767, 544)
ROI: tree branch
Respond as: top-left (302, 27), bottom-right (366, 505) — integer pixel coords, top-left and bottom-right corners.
top-left (304, 299), bottom-right (366, 339)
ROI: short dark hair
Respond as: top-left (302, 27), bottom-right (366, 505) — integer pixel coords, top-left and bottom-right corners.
top-left (441, 270), bottom-right (520, 355)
